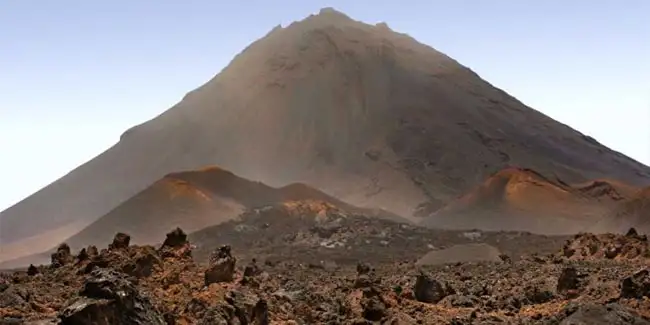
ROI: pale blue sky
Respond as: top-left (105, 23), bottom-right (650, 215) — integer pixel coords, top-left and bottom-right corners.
top-left (1, 1), bottom-right (649, 211)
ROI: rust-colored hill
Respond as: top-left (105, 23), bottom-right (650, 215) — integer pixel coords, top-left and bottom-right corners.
top-left (2, 8), bottom-right (650, 257)
top-left (0, 166), bottom-right (402, 267)
top-left (420, 167), bottom-right (632, 234)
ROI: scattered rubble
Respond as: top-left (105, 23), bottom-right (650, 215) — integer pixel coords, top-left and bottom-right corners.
top-left (561, 230), bottom-right (650, 261)
top-left (1, 217), bottom-right (650, 323)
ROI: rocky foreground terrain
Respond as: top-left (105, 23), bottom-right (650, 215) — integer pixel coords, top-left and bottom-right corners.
top-left (2, 201), bottom-right (650, 324)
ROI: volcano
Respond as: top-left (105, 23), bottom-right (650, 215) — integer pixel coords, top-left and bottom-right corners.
top-left (2, 8), bottom-right (649, 254)
top-left (58, 166), bottom-right (401, 251)
top-left (0, 166), bottom-right (401, 267)
top-left (420, 167), bottom-right (635, 234)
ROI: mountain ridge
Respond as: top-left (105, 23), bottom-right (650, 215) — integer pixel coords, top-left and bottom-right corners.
top-left (2, 7), bottom-right (649, 251)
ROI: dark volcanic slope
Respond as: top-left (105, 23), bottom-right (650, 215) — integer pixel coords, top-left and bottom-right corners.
top-left (2, 8), bottom-right (649, 249)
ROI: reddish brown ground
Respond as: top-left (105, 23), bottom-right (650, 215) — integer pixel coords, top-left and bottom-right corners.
top-left (1, 204), bottom-right (649, 324)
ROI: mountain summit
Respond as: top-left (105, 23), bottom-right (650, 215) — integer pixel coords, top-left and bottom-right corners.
top-left (2, 8), bottom-right (649, 252)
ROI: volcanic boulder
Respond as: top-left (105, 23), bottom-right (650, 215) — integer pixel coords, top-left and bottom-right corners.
top-left (0, 286), bottom-right (28, 310)
top-left (241, 259), bottom-right (264, 286)
top-left (159, 228), bottom-right (193, 260)
top-left (59, 269), bottom-right (165, 325)
top-left (121, 246), bottom-right (160, 278)
top-left (557, 267), bottom-right (587, 297)
top-left (413, 272), bottom-right (453, 304)
top-left (204, 245), bottom-right (237, 285)
top-left (361, 287), bottom-right (387, 321)
top-left (26, 265), bottom-right (39, 276)
top-left (620, 268), bottom-right (650, 299)
top-left (51, 243), bottom-right (73, 268)
top-left (76, 248), bottom-right (89, 262)
top-left (109, 233), bottom-right (131, 250)
top-left (224, 288), bottom-right (269, 325)
top-left (626, 227), bottom-right (640, 238)
top-left (161, 227), bottom-right (188, 248)
top-left (86, 246), bottom-right (99, 257)
top-left (354, 262), bottom-right (377, 289)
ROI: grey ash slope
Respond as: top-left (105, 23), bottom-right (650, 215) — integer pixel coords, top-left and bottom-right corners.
top-left (2, 8), bottom-right (649, 255)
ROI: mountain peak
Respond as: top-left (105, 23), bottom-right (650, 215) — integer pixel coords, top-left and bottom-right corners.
top-left (316, 7), bottom-right (351, 19)
top-left (3, 8), bottom-right (650, 263)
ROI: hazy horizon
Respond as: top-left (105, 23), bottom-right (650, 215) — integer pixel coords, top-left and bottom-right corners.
top-left (1, 1), bottom-right (649, 212)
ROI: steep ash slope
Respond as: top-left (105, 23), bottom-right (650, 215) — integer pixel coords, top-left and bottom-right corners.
top-left (2, 8), bottom-right (649, 251)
